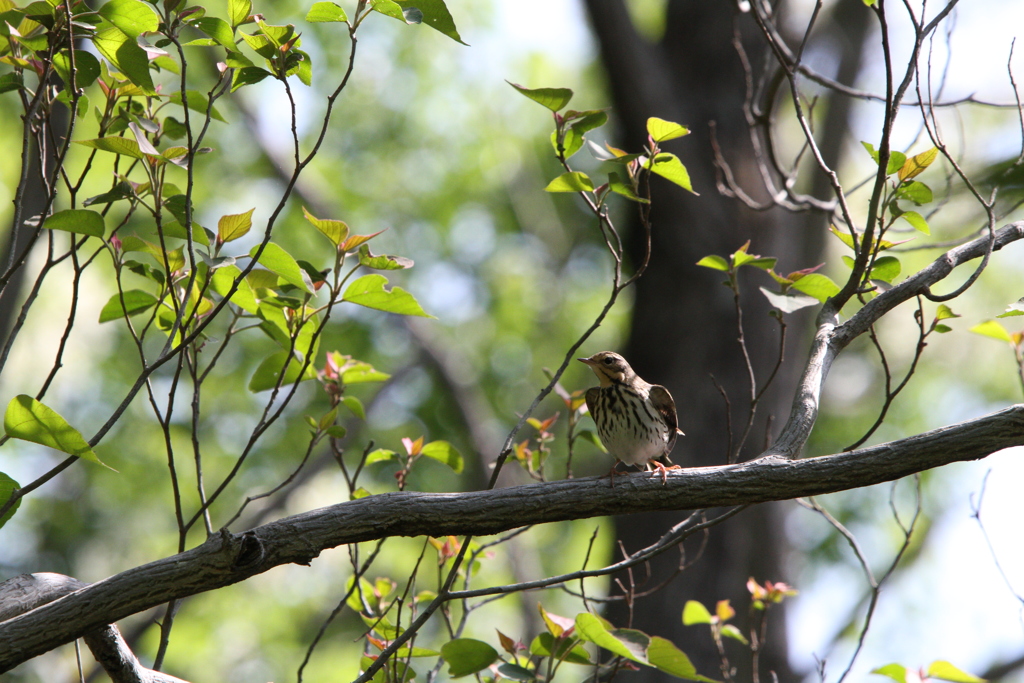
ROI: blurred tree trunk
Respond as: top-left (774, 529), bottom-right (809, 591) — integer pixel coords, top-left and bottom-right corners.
top-left (583, 0), bottom-right (871, 679)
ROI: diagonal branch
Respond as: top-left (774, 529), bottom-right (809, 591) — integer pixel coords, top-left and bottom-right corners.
top-left (2, 402), bottom-right (1023, 672)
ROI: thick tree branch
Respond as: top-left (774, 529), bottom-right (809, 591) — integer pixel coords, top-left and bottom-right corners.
top-left (2, 403), bottom-right (1023, 672)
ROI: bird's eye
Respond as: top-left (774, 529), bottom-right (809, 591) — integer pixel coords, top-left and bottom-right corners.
top-left (604, 357), bottom-right (614, 365)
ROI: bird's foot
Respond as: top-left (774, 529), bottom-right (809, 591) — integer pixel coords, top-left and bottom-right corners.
top-left (603, 462), bottom-right (624, 488)
top-left (649, 460), bottom-right (682, 485)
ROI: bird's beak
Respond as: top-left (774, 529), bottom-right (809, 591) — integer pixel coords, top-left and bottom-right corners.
top-left (578, 357), bottom-right (595, 366)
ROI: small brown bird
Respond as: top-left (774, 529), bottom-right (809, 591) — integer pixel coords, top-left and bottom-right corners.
top-left (579, 351), bottom-right (684, 484)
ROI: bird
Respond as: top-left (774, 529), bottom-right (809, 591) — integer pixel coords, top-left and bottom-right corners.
top-left (578, 351), bottom-right (684, 484)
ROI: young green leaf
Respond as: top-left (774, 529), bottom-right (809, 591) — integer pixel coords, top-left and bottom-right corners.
top-left (897, 181), bottom-right (933, 205)
top-left (439, 639), bottom-right (499, 678)
top-left (507, 81), bottom-right (573, 112)
top-left (4, 395), bottom-right (109, 467)
top-left (92, 25), bottom-right (155, 93)
top-left (358, 245), bottom-right (414, 270)
top-left (305, 1), bottom-right (347, 22)
top-left (575, 613), bottom-right (648, 663)
top-left (926, 661), bottom-right (985, 683)
top-left (75, 136), bottom-right (145, 159)
top-left (98, 290), bottom-right (159, 322)
top-left (869, 255), bottom-right (901, 283)
top-left (248, 351), bottom-right (317, 392)
top-left (342, 396), bottom-right (365, 420)
top-left (969, 320), bottom-right (1012, 343)
top-left (43, 209), bottom-right (105, 237)
top-left (250, 242), bottom-right (312, 292)
top-left (229, 0), bottom-right (251, 27)
top-left (646, 117), bottom-right (689, 142)
top-left (871, 664), bottom-right (908, 683)
top-left (394, 0), bottom-right (466, 44)
top-left (696, 255), bottom-right (729, 271)
top-left (98, 0), bottom-right (159, 38)
top-left (420, 440), bottom-right (463, 473)
top-left (789, 273), bottom-right (840, 303)
top-left (343, 275), bottom-right (433, 317)
top-left (898, 210), bottom-right (930, 234)
top-left (646, 153), bottom-right (696, 193)
top-left (899, 147), bottom-right (938, 182)
top-left (302, 207), bottom-right (349, 246)
top-left (576, 429), bottom-right (607, 453)
top-left (218, 208), bottom-right (255, 243)
top-left (608, 172), bottom-right (648, 203)
top-left (681, 600), bottom-right (712, 625)
top-left (545, 172), bottom-right (593, 193)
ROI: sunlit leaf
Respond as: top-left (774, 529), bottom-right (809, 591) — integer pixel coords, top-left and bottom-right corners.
top-left (305, 1), bottom-right (347, 22)
top-left (969, 320), bottom-right (1012, 343)
top-left (871, 664), bottom-right (908, 683)
top-left (4, 395), bottom-right (108, 467)
top-left (98, 0), bottom-right (159, 39)
top-left (647, 637), bottom-right (714, 682)
top-left (646, 117), bottom-right (689, 142)
top-left (899, 147), bottom-right (938, 182)
top-left (43, 209), bottom-right (105, 237)
top-left (507, 81), bottom-right (572, 112)
top-left (393, 0), bottom-right (465, 43)
top-left (420, 441), bottom-right (463, 473)
top-left (250, 242), bottom-right (312, 292)
top-left (0, 472), bottom-right (20, 529)
top-left (790, 273), bottom-right (840, 303)
top-left (646, 153), bottom-right (696, 193)
top-left (218, 208), bottom-right (254, 243)
top-left (899, 210), bottom-right (930, 234)
top-left (248, 351), bottom-right (317, 392)
top-left (926, 661), bottom-right (985, 683)
top-left (696, 255), bottom-right (729, 271)
top-left (342, 274), bottom-right (433, 317)
top-left (545, 171), bottom-right (593, 193)
top-left (870, 255), bottom-right (901, 283)
top-left (682, 600), bottom-right (712, 625)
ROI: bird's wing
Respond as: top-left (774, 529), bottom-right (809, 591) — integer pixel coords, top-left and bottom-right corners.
top-left (651, 385), bottom-right (684, 438)
top-left (584, 387), bottom-right (600, 419)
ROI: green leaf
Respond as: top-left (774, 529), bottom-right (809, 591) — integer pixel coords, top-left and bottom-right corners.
top-left (43, 209), bottom-right (105, 237)
top-left (340, 361), bottom-right (391, 384)
top-left (899, 210), bottom-right (930, 234)
top-left (607, 171), bottom-right (648, 203)
top-left (92, 25), bottom-right (155, 93)
top-left (646, 153), bottom-right (696, 193)
top-left (168, 90), bottom-right (227, 122)
top-left (899, 147), bottom-right (938, 182)
top-left (575, 613), bottom-right (647, 664)
top-left (439, 639), bottom-right (499, 678)
top-left (997, 298), bottom-right (1024, 318)
top-left (0, 472), bottom-right (20, 529)
top-left (394, 0), bottom-right (465, 44)
top-left (569, 109), bottom-right (608, 135)
top-left (870, 255), bottom-right (901, 283)
top-left (861, 141), bottom-right (880, 163)
top-left (576, 429), bottom-right (607, 453)
top-left (305, 1), bottom-right (347, 22)
top-left (507, 81), bottom-right (572, 112)
top-left (250, 242), bottom-right (312, 292)
top-left (529, 633), bottom-right (592, 664)
top-left (303, 206), bottom-right (349, 246)
top-left (98, 0), bottom-right (159, 38)
top-left (0, 73), bottom-right (24, 94)
top-left (192, 16), bottom-right (235, 48)
top-left (496, 663), bottom-right (534, 682)
top-left (926, 661), bottom-right (985, 683)
top-left (342, 275), bottom-right (433, 317)
top-left (342, 395), bottom-right (365, 420)
top-left (886, 151), bottom-right (907, 176)
top-left (545, 171), bottom-right (593, 193)
top-left (969, 320), bottom-right (1012, 343)
top-left (75, 136), bottom-right (144, 159)
top-left (420, 440), bottom-right (463, 473)
top-left (228, 0), bottom-right (251, 27)
top-left (98, 289), bottom-right (158, 322)
top-left (897, 180), bottom-right (933, 205)
top-left (790, 273), bottom-right (840, 303)
top-left (871, 664), bottom-right (908, 683)
top-left (4, 395), bottom-right (108, 467)
top-left (52, 50), bottom-right (101, 89)
top-left (358, 245), bottom-right (414, 270)
top-left (646, 117), bottom-right (689, 142)
top-left (218, 208), bottom-right (254, 243)
top-left (365, 448), bottom-right (397, 465)
top-left (681, 600), bottom-right (712, 626)
top-left (210, 266), bottom-right (259, 313)
top-left (248, 351), bottom-right (317, 392)
top-left (719, 624), bottom-right (748, 644)
top-left (647, 637), bottom-right (714, 682)
top-left (696, 255), bottom-right (729, 271)
top-left (231, 65), bottom-right (273, 92)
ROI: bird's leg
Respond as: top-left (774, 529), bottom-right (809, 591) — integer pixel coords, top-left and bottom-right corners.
top-left (603, 461), bottom-right (623, 488)
top-left (648, 459), bottom-right (682, 485)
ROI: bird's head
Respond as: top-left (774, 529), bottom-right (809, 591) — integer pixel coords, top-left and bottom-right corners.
top-left (578, 351), bottom-right (635, 387)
